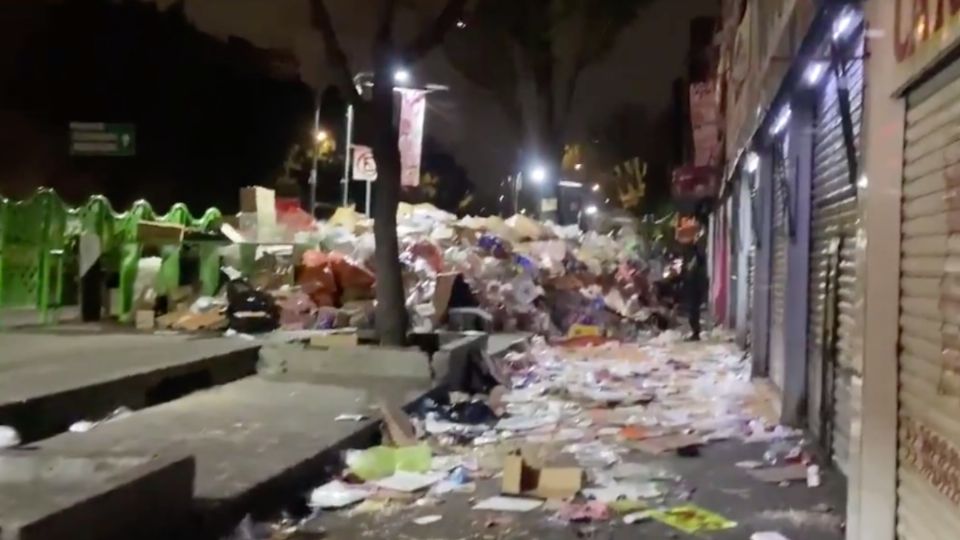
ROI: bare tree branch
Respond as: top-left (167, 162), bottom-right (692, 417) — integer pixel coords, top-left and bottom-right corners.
top-left (308, 0), bottom-right (360, 104)
top-left (405, 0), bottom-right (470, 61)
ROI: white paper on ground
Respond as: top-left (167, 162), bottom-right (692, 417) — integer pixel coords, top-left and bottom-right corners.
top-left (308, 480), bottom-right (369, 508)
top-left (582, 481), bottom-right (662, 502)
top-left (0, 426), bottom-right (20, 449)
top-left (372, 471), bottom-right (445, 493)
top-left (495, 414), bottom-right (558, 432)
top-left (413, 515), bottom-right (443, 525)
top-left (472, 496), bottom-right (544, 512)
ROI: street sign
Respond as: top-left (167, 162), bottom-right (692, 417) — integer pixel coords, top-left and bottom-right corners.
top-left (69, 122), bottom-right (136, 156)
top-left (352, 144), bottom-right (378, 181)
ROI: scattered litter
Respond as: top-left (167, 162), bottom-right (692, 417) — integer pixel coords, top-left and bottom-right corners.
top-left (0, 426), bottom-right (19, 448)
top-left (68, 407), bottom-right (132, 433)
top-left (556, 501), bottom-right (611, 522)
top-left (334, 413), bottom-right (367, 422)
top-left (633, 434), bottom-right (703, 455)
top-left (757, 509), bottom-right (844, 531)
top-left (347, 444), bottom-right (432, 480)
top-left (623, 510), bottom-right (655, 525)
top-left (308, 480), bottom-right (369, 509)
top-left (747, 464), bottom-right (810, 483)
top-left (651, 505), bottom-right (738, 534)
top-left (473, 496), bottom-right (544, 512)
top-left (806, 464), bottom-right (821, 487)
top-left (583, 481), bottom-right (662, 502)
top-left (412, 515), bottom-right (443, 525)
top-left (372, 471), bottom-right (445, 493)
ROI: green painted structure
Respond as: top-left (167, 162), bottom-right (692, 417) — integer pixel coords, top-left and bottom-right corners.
top-left (0, 189), bottom-right (223, 322)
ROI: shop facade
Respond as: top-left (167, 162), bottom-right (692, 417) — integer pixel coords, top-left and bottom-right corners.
top-left (716, 1), bottom-right (960, 538)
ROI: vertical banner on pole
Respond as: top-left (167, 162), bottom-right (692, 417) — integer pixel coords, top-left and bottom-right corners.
top-left (398, 89), bottom-right (426, 187)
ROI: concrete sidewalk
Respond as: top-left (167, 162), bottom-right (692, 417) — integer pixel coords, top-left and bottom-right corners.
top-left (0, 325), bottom-right (258, 442)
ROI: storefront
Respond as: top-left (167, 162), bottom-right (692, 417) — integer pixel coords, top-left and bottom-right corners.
top-left (803, 12), bottom-right (865, 477)
top-left (893, 1), bottom-right (960, 535)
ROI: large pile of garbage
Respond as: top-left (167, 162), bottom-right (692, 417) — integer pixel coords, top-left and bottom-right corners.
top-left (195, 190), bottom-right (666, 337)
top-left (127, 185), bottom-right (673, 338)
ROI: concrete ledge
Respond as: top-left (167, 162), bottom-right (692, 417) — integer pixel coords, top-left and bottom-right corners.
top-left (0, 337), bottom-right (259, 443)
top-left (38, 376), bottom-right (435, 537)
top-left (258, 344), bottom-right (432, 381)
top-left (433, 333), bottom-right (488, 392)
top-left (0, 450), bottom-right (194, 540)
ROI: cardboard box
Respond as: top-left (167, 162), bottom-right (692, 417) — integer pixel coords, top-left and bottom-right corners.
top-left (432, 273), bottom-right (458, 325)
top-left (137, 221), bottom-right (186, 246)
top-left (135, 310), bottom-right (155, 330)
top-left (502, 453), bottom-right (582, 499)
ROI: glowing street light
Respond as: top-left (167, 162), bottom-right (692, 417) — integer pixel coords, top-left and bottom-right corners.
top-left (394, 69), bottom-right (411, 84)
top-left (592, 183), bottom-right (600, 192)
top-left (530, 166), bottom-right (548, 184)
top-left (574, 163), bottom-right (583, 171)
top-left (585, 205), bottom-right (599, 216)
top-left (804, 62), bottom-right (828, 86)
top-left (315, 129), bottom-right (329, 143)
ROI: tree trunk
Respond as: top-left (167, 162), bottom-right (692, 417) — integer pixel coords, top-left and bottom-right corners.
top-left (370, 61), bottom-right (408, 346)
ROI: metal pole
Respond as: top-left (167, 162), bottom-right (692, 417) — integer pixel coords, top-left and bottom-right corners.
top-left (514, 172), bottom-right (522, 215)
top-left (309, 104), bottom-right (319, 216)
top-left (342, 104), bottom-right (354, 208)
top-left (365, 173), bottom-right (373, 217)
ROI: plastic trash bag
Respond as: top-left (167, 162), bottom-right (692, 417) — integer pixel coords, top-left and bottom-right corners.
top-left (226, 279), bottom-right (280, 334)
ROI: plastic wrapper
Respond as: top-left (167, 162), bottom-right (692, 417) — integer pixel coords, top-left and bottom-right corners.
top-left (346, 444), bottom-right (433, 481)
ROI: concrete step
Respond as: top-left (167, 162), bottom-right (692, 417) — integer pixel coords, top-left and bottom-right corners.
top-left (38, 375), bottom-right (436, 537)
top-left (0, 449), bottom-right (193, 540)
top-left (0, 326), bottom-right (259, 442)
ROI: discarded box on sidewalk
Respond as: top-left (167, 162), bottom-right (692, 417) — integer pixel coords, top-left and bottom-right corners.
top-left (502, 453), bottom-right (583, 499)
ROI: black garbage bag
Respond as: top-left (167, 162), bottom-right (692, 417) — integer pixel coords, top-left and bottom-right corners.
top-left (226, 279), bottom-right (280, 334)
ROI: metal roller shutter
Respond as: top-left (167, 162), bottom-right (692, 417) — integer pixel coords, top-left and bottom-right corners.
top-left (807, 51), bottom-right (864, 475)
top-left (897, 61), bottom-right (960, 540)
top-left (770, 135), bottom-right (790, 393)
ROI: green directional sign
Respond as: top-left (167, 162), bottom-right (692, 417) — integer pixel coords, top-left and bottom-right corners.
top-left (69, 122), bottom-right (136, 157)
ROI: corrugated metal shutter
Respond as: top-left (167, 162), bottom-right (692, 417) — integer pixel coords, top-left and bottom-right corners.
top-left (770, 135), bottom-right (790, 392)
top-left (897, 60), bottom-right (960, 540)
top-left (807, 53), bottom-right (864, 475)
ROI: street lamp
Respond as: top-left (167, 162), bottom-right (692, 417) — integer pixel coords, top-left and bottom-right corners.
top-left (341, 70), bottom-right (448, 215)
top-left (585, 205), bottom-right (599, 216)
top-left (315, 129), bottom-right (329, 143)
top-left (591, 183), bottom-right (600, 192)
top-left (574, 163), bottom-right (583, 171)
top-left (530, 166), bottom-right (548, 184)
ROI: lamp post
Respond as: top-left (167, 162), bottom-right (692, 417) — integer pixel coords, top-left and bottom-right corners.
top-left (341, 70), bottom-right (449, 216)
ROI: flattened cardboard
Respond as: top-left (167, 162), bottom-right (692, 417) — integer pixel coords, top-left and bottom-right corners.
top-left (380, 401), bottom-right (418, 447)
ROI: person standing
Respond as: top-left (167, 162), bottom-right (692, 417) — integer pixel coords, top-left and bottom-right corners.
top-left (680, 219), bottom-right (708, 341)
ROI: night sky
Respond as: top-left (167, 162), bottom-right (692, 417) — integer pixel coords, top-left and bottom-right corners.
top-left (0, 0), bottom-right (718, 213)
